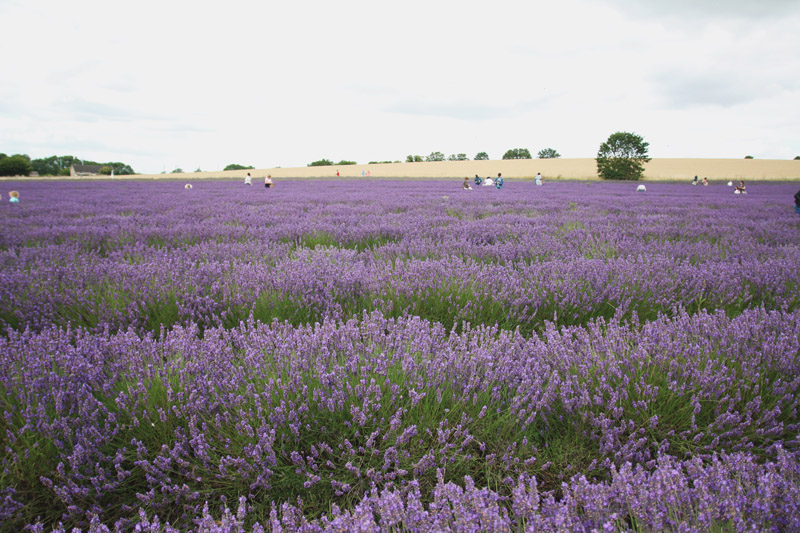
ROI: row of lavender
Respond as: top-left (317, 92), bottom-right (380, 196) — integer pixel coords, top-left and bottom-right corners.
top-left (1, 181), bottom-right (799, 335)
top-left (3, 308), bottom-right (799, 530)
top-left (1, 179), bottom-right (799, 531)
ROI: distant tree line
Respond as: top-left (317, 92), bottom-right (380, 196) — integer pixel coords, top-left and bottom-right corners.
top-left (400, 148), bottom-right (561, 163)
top-left (308, 159), bottom-right (358, 167)
top-left (224, 164), bottom-right (255, 171)
top-left (0, 153), bottom-right (135, 176)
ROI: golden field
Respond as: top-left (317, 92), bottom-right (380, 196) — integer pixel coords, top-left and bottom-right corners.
top-left (6, 158), bottom-right (798, 181)
top-left (138, 158), bottom-right (800, 181)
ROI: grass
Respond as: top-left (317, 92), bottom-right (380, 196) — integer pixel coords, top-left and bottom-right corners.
top-left (280, 231), bottom-right (400, 252)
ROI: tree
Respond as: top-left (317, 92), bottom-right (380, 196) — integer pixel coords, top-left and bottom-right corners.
top-left (335, 160), bottom-right (356, 165)
top-left (32, 155), bottom-right (76, 176)
top-left (98, 166), bottom-right (114, 175)
top-left (106, 162), bottom-right (134, 175)
top-left (0, 154), bottom-right (33, 176)
top-left (308, 159), bottom-right (334, 167)
top-left (596, 131), bottom-right (651, 181)
top-left (744, 155), bottom-right (754, 159)
top-left (406, 155), bottom-right (424, 163)
top-left (224, 164), bottom-right (254, 171)
top-left (794, 156), bottom-right (800, 160)
top-left (502, 148), bottom-right (532, 160)
top-left (171, 168), bottom-right (184, 173)
top-left (425, 152), bottom-right (445, 162)
top-left (446, 153), bottom-right (468, 161)
top-left (30, 155), bottom-right (134, 175)
top-left (537, 148), bottom-right (561, 159)
top-left (474, 152), bottom-right (489, 160)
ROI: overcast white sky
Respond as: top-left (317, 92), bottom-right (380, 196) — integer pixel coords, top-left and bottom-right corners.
top-left (1, 0), bottom-right (799, 173)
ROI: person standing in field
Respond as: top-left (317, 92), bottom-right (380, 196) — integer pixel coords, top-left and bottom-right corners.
top-left (535, 172), bottom-right (542, 186)
top-left (264, 175), bottom-right (274, 189)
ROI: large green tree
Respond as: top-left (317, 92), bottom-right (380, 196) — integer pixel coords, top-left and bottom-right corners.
top-left (474, 152), bottom-right (489, 160)
top-left (596, 132), bottom-right (651, 180)
top-left (0, 154), bottom-right (33, 176)
top-left (502, 148), bottom-right (532, 160)
top-left (425, 152), bottom-right (445, 162)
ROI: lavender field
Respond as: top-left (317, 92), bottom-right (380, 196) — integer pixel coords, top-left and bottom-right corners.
top-left (1, 179), bottom-right (799, 532)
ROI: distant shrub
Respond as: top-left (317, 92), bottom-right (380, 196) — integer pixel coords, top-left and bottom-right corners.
top-left (308, 159), bottom-right (334, 167)
top-left (406, 155), bottom-right (424, 163)
top-left (503, 148), bottom-right (532, 160)
top-left (98, 166), bottom-right (113, 175)
top-left (744, 155), bottom-right (754, 159)
top-left (537, 148), bottom-right (561, 159)
top-left (224, 164), bottom-right (255, 171)
top-left (474, 152), bottom-right (489, 160)
top-left (335, 160), bottom-right (357, 165)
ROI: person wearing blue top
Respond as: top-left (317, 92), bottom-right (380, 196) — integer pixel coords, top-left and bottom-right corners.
top-left (8, 191), bottom-right (19, 204)
top-left (495, 174), bottom-right (504, 189)
top-left (474, 174), bottom-right (482, 186)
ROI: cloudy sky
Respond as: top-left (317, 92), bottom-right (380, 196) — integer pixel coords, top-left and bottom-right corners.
top-left (1, 0), bottom-right (798, 173)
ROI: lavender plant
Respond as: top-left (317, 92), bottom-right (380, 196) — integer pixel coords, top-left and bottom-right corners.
top-left (1, 180), bottom-right (798, 531)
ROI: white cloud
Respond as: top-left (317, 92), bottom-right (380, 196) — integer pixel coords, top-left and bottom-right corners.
top-left (1, 0), bottom-right (798, 172)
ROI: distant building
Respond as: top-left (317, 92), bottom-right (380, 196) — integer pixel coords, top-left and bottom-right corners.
top-left (70, 164), bottom-right (103, 177)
